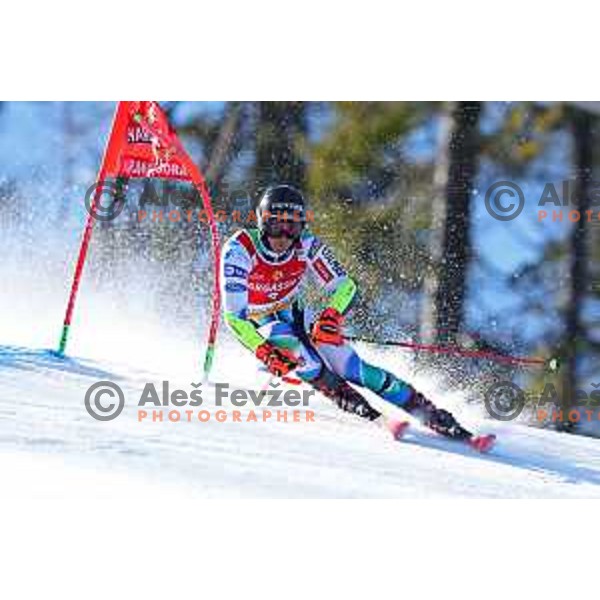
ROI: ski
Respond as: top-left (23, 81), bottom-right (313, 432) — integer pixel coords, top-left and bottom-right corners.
top-left (467, 434), bottom-right (496, 453)
top-left (385, 417), bottom-right (496, 453)
top-left (386, 418), bottom-right (411, 440)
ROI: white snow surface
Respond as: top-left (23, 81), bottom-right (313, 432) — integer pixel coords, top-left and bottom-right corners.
top-left (3, 300), bottom-right (600, 499)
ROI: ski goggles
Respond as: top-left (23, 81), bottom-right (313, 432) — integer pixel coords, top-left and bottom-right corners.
top-left (263, 218), bottom-right (304, 239)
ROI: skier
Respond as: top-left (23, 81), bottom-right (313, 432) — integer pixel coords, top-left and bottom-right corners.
top-left (221, 185), bottom-right (493, 451)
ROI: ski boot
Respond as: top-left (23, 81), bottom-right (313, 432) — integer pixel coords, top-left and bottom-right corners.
top-left (403, 389), bottom-right (496, 451)
top-left (404, 389), bottom-right (472, 441)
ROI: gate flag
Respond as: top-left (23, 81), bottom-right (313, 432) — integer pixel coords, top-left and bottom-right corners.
top-left (58, 101), bottom-right (221, 378)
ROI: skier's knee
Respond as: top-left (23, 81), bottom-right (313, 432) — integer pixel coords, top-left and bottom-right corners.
top-left (296, 350), bottom-right (324, 381)
top-left (308, 366), bottom-right (381, 421)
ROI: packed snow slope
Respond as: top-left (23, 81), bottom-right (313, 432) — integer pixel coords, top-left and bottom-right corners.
top-left (3, 332), bottom-right (600, 498)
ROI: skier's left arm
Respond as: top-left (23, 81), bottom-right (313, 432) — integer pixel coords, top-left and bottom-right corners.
top-left (306, 236), bottom-right (357, 345)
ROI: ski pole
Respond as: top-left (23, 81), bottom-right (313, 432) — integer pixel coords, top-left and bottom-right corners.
top-left (347, 335), bottom-right (560, 371)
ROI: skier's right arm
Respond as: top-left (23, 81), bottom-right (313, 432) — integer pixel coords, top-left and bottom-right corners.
top-left (221, 238), bottom-right (298, 376)
top-left (221, 238), bottom-right (298, 377)
top-left (221, 238), bottom-right (265, 352)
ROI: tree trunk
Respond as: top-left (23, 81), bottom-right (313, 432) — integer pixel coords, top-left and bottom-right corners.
top-left (254, 102), bottom-right (307, 191)
top-left (420, 101), bottom-right (481, 345)
top-left (204, 101), bottom-right (246, 191)
top-left (559, 108), bottom-right (593, 432)
top-left (420, 103), bottom-right (452, 343)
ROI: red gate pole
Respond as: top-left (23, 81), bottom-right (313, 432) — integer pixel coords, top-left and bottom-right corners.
top-left (57, 102), bottom-right (129, 355)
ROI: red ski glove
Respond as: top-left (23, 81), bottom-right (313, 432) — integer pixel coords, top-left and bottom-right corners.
top-left (311, 307), bottom-right (344, 346)
top-left (255, 342), bottom-right (298, 377)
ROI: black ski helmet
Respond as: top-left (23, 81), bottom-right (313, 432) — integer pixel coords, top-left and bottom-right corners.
top-left (256, 185), bottom-right (307, 236)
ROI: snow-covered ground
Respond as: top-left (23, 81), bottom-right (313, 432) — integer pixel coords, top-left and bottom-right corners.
top-left (3, 335), bottom-right (600, 499)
